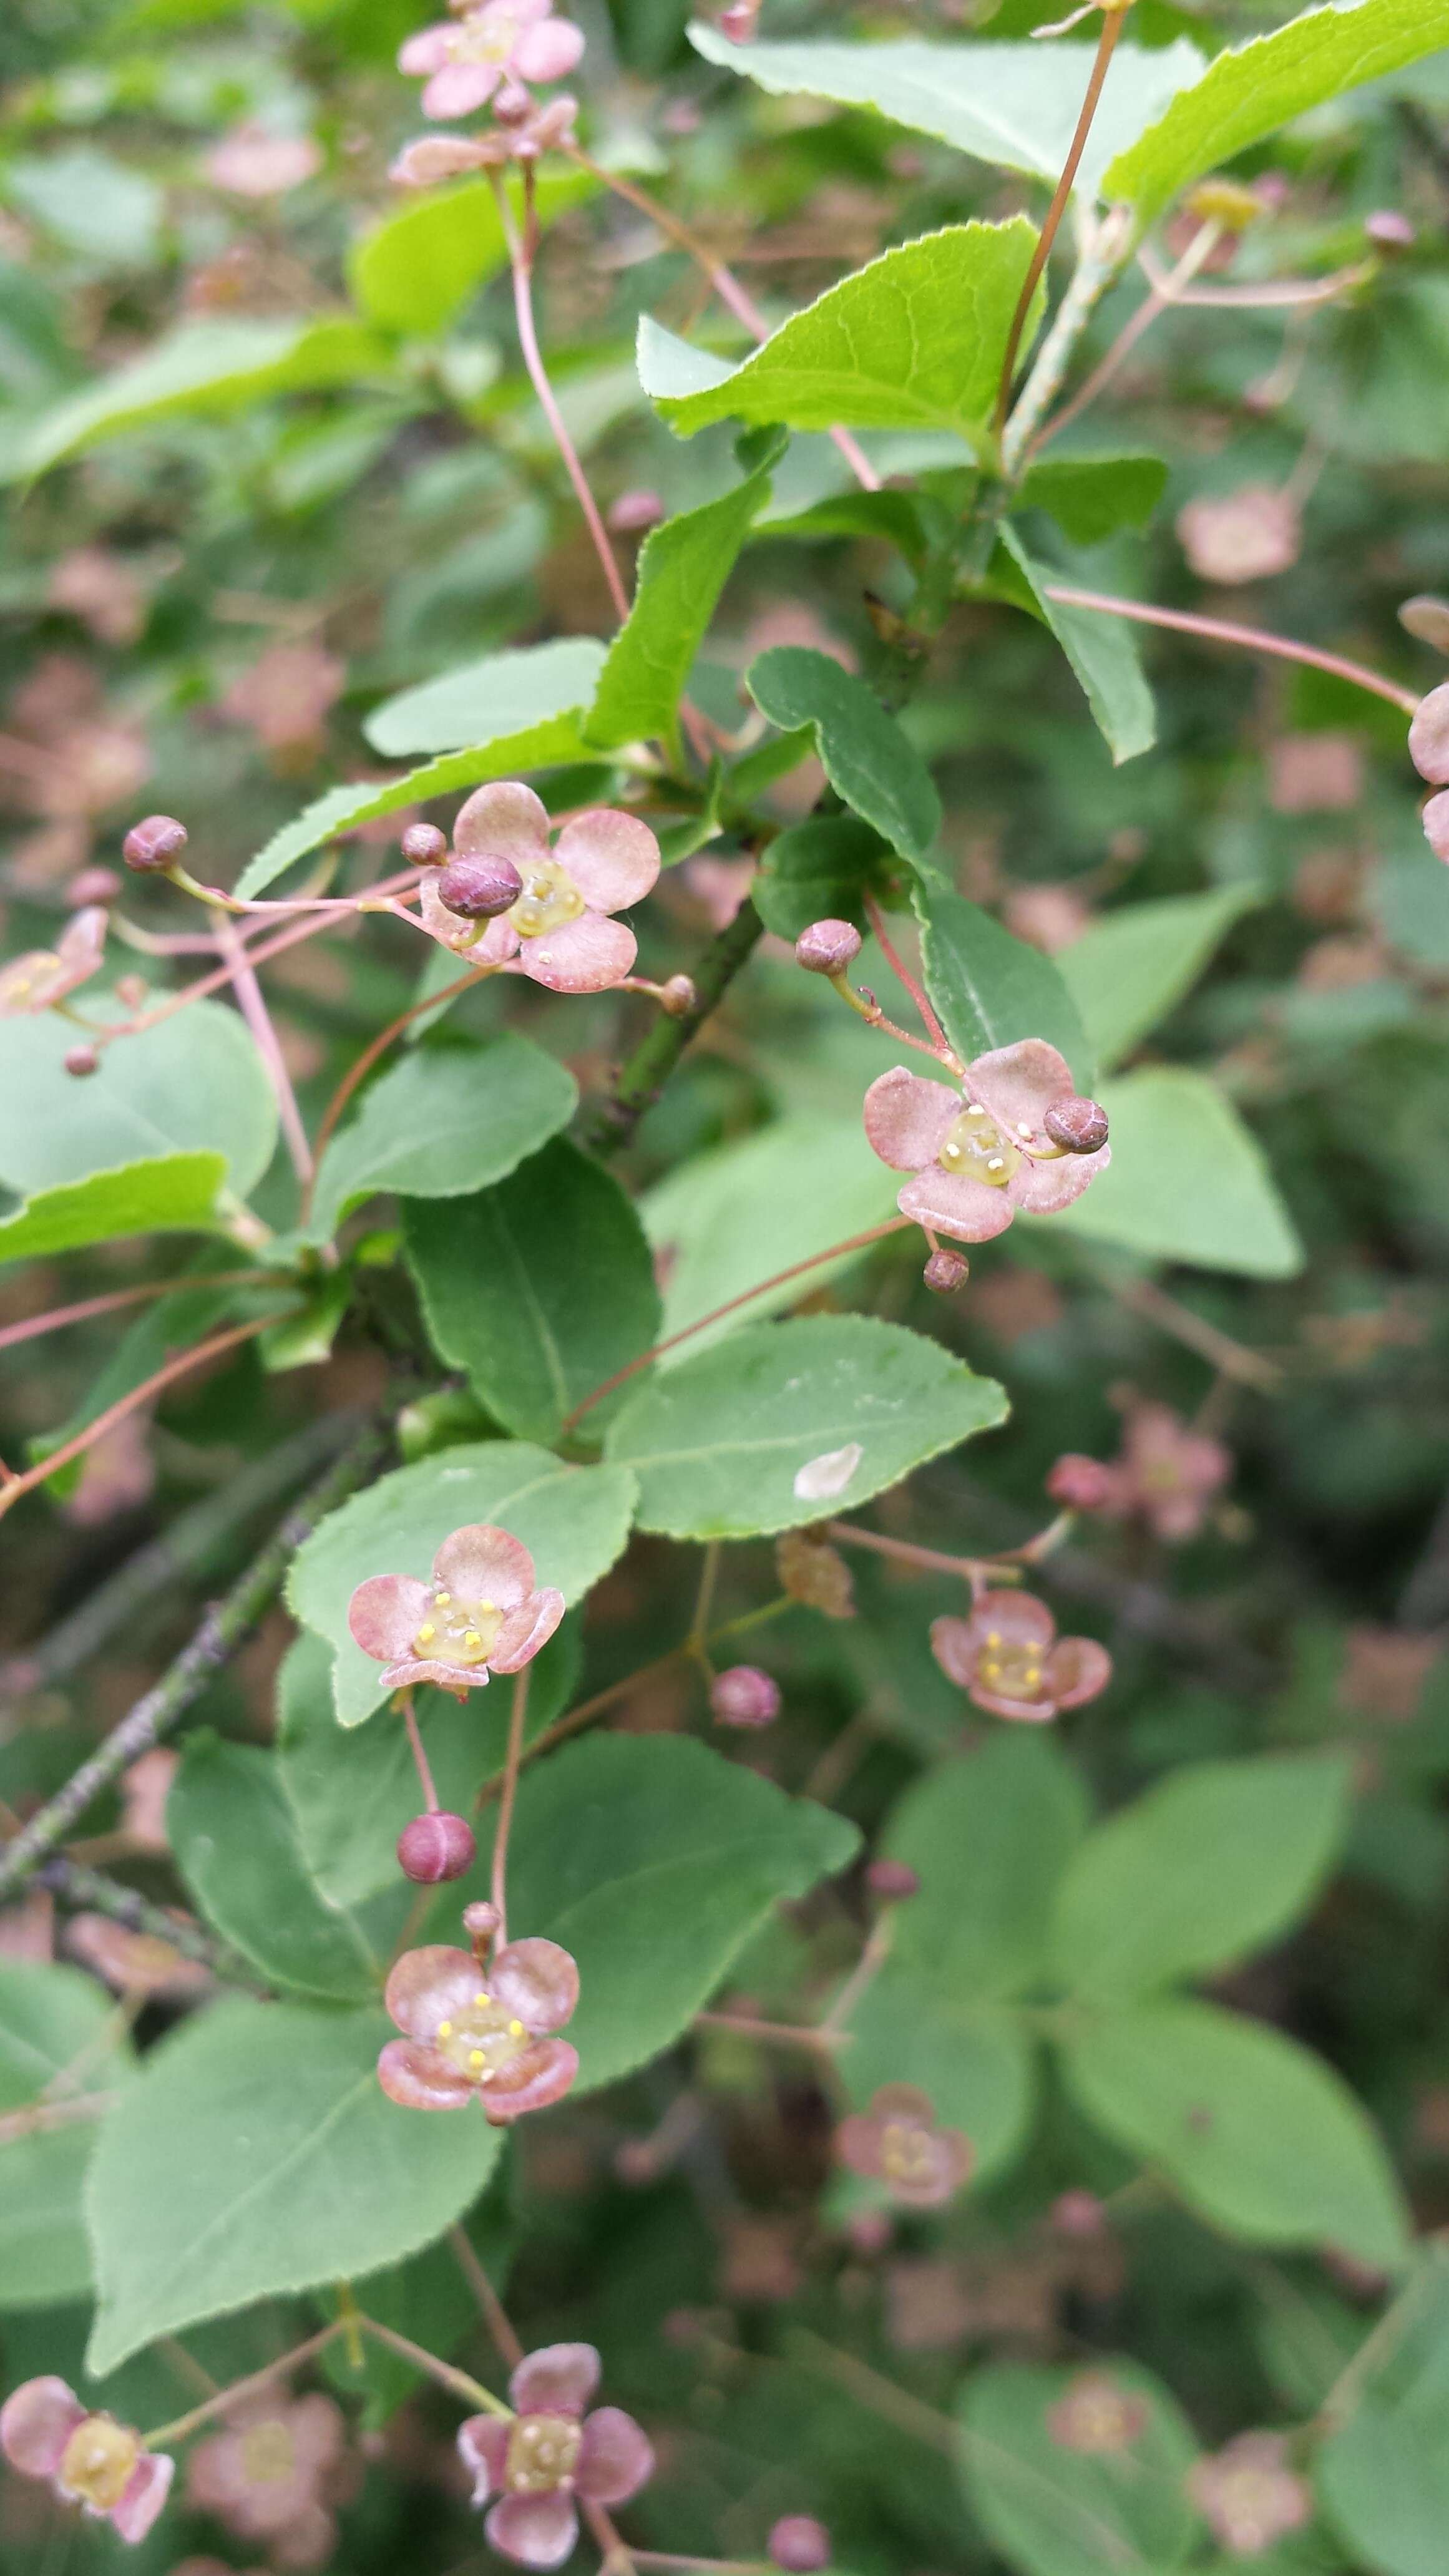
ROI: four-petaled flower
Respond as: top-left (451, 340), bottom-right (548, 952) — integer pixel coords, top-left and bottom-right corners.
top-left (930, 1591), bottom-right (1110, 1723)
top-left (186, 2392), bottom-right (351, 2567)
top-left (0, 907), bottom-right (107, 1018)
top-left (0, 2379), bottom-right (173, 2544)
top-left (399, 1), bottom-right (584, 124)
top-left (348, 1522), bottom-right (564, 1697)
top-left (1186, 2432), bottom-right (1313, 2556)
top-left (834, 2084), bottom-right (973, 2207)
top-left (379, 1935), bottom-right (579, 2119)
top-left (421, 783), bottom-right (660, 993)
top-left (1050, 1398), bottom-right (1231, 1543)
top-left (458, 2343), bottom-right (653, 2568)
top-left (1045, 2370), bottom-right (1149, 2456)
top-left (863, 1042), bottom-right (1110, 1246)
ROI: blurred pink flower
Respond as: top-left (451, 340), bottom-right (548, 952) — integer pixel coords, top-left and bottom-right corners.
top-left (1046, 2371), bottom-right (1148, 2456)
top-left (1186, 2433), bottom-right (1312, 2556)
top-left (1267, 731), bottom-right (1364, 813)
top-left (220, 644), bottom-right (344, 759)
top-left (47, 549), bottom-right (146, 647)
top-left (863, 1043), bottom-right (1110, 1246)
top-left (1177, 485), bottom-right (1300, 585)
top-left (186, 2393), bottom-right (349, 2567)
top-left (392, 94), bottom-right (577, 178)
top-left (458, 2344), bottom-right (651, 2567)
top-left (0, 2381), bottom-right (173, 2544)
top-left (421, 783), bottom-right (660, 993)
top-left (399, 1), bottom-right (584, 122)
top-left (835, 2084), bottom-right (973, 2207)
top-left (205, 124), bottom-right (322, 197)
top-left (348, 1521), bottom-right (564, 1695)
top-left (0, 907), bottom-right (107, 1018)
top-left (379, 1936), bottom-right (579, 2120)
top-left (1118, 1398), bottom-right (1232, 1541)
top-left (1002, 884), bottom-right (1091, 953)
top-left (120, 1748), bottom-right (177, 1853)
top-left (930, 1592), bottom-right (1111, 1723)
top-left (64, 1914), bottom-right (210, 2001)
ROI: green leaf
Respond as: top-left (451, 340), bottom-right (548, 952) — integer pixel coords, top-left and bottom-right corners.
top-left (1041, 1066), bottom-right (1304, 1276)
top-left (689, 24), bottom-right (1206, 202)
top-left (639, 220), bottom-right (1042, 458)
top-left (237, 734), bottom-right (602, 900)
top-left (0, 1961), bottom-right (134, 2311)
top-left (287, 1439), bottom-right (638, 1725)
top-left (753, 816), bottom-right (896, 940)
top-left (1062, 2000), bottom-right (1411, 2269)
top-left (85, 1996), bottom-right (501, 2375)
top-left (486, 1734), bottom-right (859, 2091)
top-left (1103, 0), bottom-right (1449, 223)
top-left (406, 1138), bottom-right (660, 1448)
top-left (18, 315), bottom-right (394, 479)
top-left (169, 1733), bottom-right (410, 2002)
top-left (0, 1154), bottom-right (230, 1267)
top-left (6, 147), bottom-right (163, 267)
top-left (761, 486), bottom-right (944, 565)
top-left (1017, 452), bottom-right (1169, 547)
top-left (605, 1313), bottom-right (1008, 1540)
top-left (305, 1035), bottom-right (577, 1245)
top-left (747, 648), bottom-right (941, 862)
top-left (997, 529), bottom-right (1156, 764)
top-left (587, 464), bottom-right (773, 753)
top-left (0, 995), bottom-right (278, 1205)
top-left (642, 1118), bottom-right (897, 1357)
top-left (364, 636), bottom-right (608, 759)
top-left (1051, 1754), bottom-right (1352, 2003)
top-left (348, 168), bottom-right (595, 336)
top-left (960, 2359), bottom-right (1201, 2576)
top-left (1317, 2245), bottom-right (1449, 2576)
top-left (912, 877), bottom-right (1095, 1088)
top-left (1056, 886), bottom-right (1263, 1073)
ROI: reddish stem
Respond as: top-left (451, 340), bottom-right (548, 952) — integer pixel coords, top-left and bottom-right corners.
top-left (864, 895), bottom-right (949, 1054)
top-left (401, 1693), bottom-right (439, 1813)
top-left (1040, 585), bottom-right (1420, 713)
top-left (499, 172), bottom-right (630, 625)
top-left (490, 1666), bottom-right (530, 1948)
top-left (302, 959), bottom-right (499, 1221)
top-left (213, 912), bottom-right (313, 1186)
top-left (0, 1271), bottom-right (288, 1357)
top-left (0, 1315), bottom-right (289, 1523)
top-left (992, 2), bottom-right (1128, 437)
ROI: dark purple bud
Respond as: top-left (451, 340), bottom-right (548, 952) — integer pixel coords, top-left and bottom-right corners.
top-left (608, 489), bottom-right (665, 534)
top-left (437, 854), bottom-right (524, 919)
top-left (402, 821), bottom-right (449, 866)
top-left (769, 2519), bottom-right (831, 2572)
top-left (1046, 1452), bottom-right (1116, 1513)
top-left (795, 919), bottom-right (862, 976)
top-left (64, 1044), bottom-right (99, 1078)
top-left (66, 866), bottom-right (121, 906)
top-left (710, 1665), bottom-right (781, 1728)
top-left (122, 814), bottom-right (188, 872)
top-left (660, 974), bottom-right (696, 1018)
top-left (865, 1858), bottom-right (920, 1901)
top-left (397, 1812), bottom-right (477, 1883)
top-left (1043, 1095), bottom-right (1110, 1155)
top-left (1366, 209), bottom-right (1415, 248)
top-left (923, 1248), bottom-right (968, 1295)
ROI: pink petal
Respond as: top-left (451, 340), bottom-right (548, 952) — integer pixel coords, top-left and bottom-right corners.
top-left (517, 910), bottom-right (637, 993)
top-left (862, 1066), bottom-right (959, 1173)
top-left (970, 1590), bottom-right (1058, 1651)
top-left (392, 134), bottom-right (494, 186)
top-left (834, 2109), bottom-right (886, 2178)
top-left (897, 1168), bottom-right (1016, 1244)
top-left (421, 61), bottom-right (503, 117)
top-left (398, 24), bottom-right (454, 71)
top-left (1007, 1142), bottom-right (1110, 1216)
top-left (378, 2036), bottom-right (478, 2110)
top-left (511, 2344), bottom-right (600, 2418)
top-left (968, 1684), bottom-right (1058, 1724)
top-left (577, 2408), bottom-right (653, 2505)
top-left (512, 19), bottom-right (586, 80)
top-left (432, 1523), bottom-right (537, 1611)
top-left (490, 1937), bottom-right (579, 2034)
top-left (485, 2491), bottom-right (579, 2568)
top-left (554, 809), bottom-right (660, 913)
top-left (490, 1587), bottom-right (565, 1674)
top-left (967, 1038), bottom-right (1075, 1139)
top-left (476, 912), bottom-right (523, 963)
top-left (1409, 681), bottom-right (1449, 785)
top-left (1044, 1637), bottom-right (1112, 1710)
top-left (927, 1616), bottom-right (980, 1691)
top-left (288, 2394), bottom-right (346, 2474)
top-left (459, 2415), bottom-right (510, 2500)
top-left (58, 907), bottom-right (108, 973)
top-left (379, 1654), bottom-right (490, 1694)
top-left (110, 2452), bottom-right (174, 2544)
top-left (482, 2036), bottom-right (579, 2124)
top-left (384, 1944), bottom-right (481, 2039)
top-left (869, 2083), bottom-right (940, 2122)
top-left (348, 1573), bottom-right (432, 1664)
top-left (1, 2380), bottom-right (85, 2478)
top-left (453, 781), bottom-right (552, 870)
top-left (420, 877), bottom-right (485, 952)
top-left (889, 2131), bottom-right (972, 2205)
top-left (1423, 788), bottom-right (1449, 861)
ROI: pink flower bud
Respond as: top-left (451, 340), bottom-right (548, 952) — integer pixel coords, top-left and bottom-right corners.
top-left (462, 1898), bottom-right (502, 1952)
top-left (1408, 683), bottom-right (1449, 786)
top-left (397, 1812), bottom-right (477, 1883)
top-left (608, 489), bottom-right (665, 534)
top-left (402, 822), bottom-right (448, 866)
top-left (437, 854), bottom-right (524, 919)
top-left (710, 1666), bottom-right (781, 1727)
top-left (845, 2208), bottom-right (892, 2256)
top-left (122, 814), bottom-right (188, 872)
top-left (1399, 595), bottom-right (1449, 655)
top-left (923, 1248), bottom-right (968, 1295)
top-left (64, 1045), bottom-right (99, 1078)
top-left (769, 2519), bottom-right (830, 2572)
top-left (391, 135), bottom-right (492, 187)
top-left (660, 974), bottom-right (696, 1018)
top-left (66, 867), bottom-right (121, 906)
top-left (1425, 790), bottom-right (1449, 862)
top-left (1046, 1453), bottom-right (1116, 1512)
top-left (1366, 209), bottom-right (1415, 248)
top-left (1050, 2188), bottom-right (1108, 2238)
top-left (795, 919), bottom-right (862, 975)
top-left (719, 1), bottom-right (759, 37)
top-left (865, 1858), bottom-right (920, 1901)
top-left (1043, 1095), bottom-right (1110, 1154)
top-left (114, 973), bottom-right (147, 1009)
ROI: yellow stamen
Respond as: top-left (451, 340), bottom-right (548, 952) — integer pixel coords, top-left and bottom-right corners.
top-left (509, 2019), bottom-right (525, 2037)
top-left (469, 2049), bottom-right (485, 2068)
top-left (434, 1590), bottom-right (452, 1606)
top-left (438, 2020), bottom-right (453, 2037)
top-left (463, 1629), bottom-right (482, 1650)
top-left (475, 1991), bottom-right (490, 2006)
top-left (417, 1622), bottom-right (436, 1643)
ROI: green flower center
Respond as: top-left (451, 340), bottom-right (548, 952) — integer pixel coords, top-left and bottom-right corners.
top-left (509, 858), bottom-right (587, 941)
top-left (938, 1105), bottom-right (1022, 1189)
top-left (412, 1592), bottom-right (504, 1669)
top-left (432, 1986), bottom-right (532, 2084)
top-left (505, 2415), bottom-right (582, 2494)
top-left (975, 1631), bottom-right (1046, 1701)
top-left (59, 2418), bottom-right (139, 2512)
top-left (879, 2119), bottom-right (937, 2188)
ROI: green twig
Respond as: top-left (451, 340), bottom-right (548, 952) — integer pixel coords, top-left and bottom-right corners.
top-left (585, 897), bottom-right (765, 1158)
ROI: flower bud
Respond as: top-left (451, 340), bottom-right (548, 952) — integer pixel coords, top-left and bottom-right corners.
top-left (710, 1665), bottom-right (781, 1728)
top-left (397, 1812), bottom-right (477, 1883)
top-left (1043, 1095), bottom-right (1110, 1155)
top-left (64, 1044), bottom-right (99, 1078)
top-left (1408, 683), bottom-right (1449, 786)
top-left (1046, 1452), bottom-right (1116, 1513)
top-left (391, 134), bottom-right (491, 187)
top-left (659, 973), bottom-right (697, 1018)
top-left (845, 2207), bottom-right (892, 2256)
top-left (795, 919), bottom-right (862, 976)
top-left (1365, 209), bottom-right (1416, 248)
top-left (437, 854), bottom-right (524, 919)
top-left (776, 1530), bottom-right (854, 1619)
top-left (609, 489), bottom-right (665, 534)
top-left (865, 1858), bottom-right (920, 1901)
top-left (66, 866), bottom-right (121, 906)
top-left (1399, 595), bottom-right (1449, 656)
top-left (1425, 790), bottom-right (1449, 863)
top-left (769, 2517), bottom-right (831, 2572)
top-left (1050, 2188), bottom-right (1108, 2238)
top-left (114, 973), bottom-right (147, 1010)
top-left (402, 821), bottom-right (448, 866)
top-left (923, 1248), bottom-right (968, 1295)
top-left (462, 1898), bottom-right (502, 1951)
top-left (122, 814), bottom-right (188, 872)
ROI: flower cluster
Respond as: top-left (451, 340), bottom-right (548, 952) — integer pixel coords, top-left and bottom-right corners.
top-left (1048, 1395), bottom-right (1232, 1543)
top-left (931, 1591), bottom-right (1110, 1723)
top-left (1045, 2371), bottom-right (1149, 2456)
top-left (0, 2379), bottom-right (172, 2544)
top-left (413, 783), bottom-right (661, 995)
top-left (863, 1041), bottom-right (1110, 1247)
top-left (348, 1521), bottom-right (563, 1696)
top-left (457, 2343), bottom-right (652, 2567)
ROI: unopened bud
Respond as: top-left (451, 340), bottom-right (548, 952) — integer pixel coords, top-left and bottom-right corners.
top-left (437, 854), bottom-right (524, 919)
top-left (660, 974), bottom-right (696, 1018)
top-left (1408, 682), bottom-right (1449, 786)
top-left (122, 813), bottom-right (188, 872)
top-left (768, 2518), bottom-right (831, 2573)
top-left (114, 973), bottom-right (147, 1010)
top-left (1043, 1095), bottom-right (1110, 1155)
top-left (775, 1530), bottom-right (854, 1619)
top-left (1365, 209), bottom-right (1415, 249)
top-left (64, 1044), bottom-right (99, 1078)
top-left (462, 1899), bottom-right (502, 1953)
top-left (795, 919), bottom-right (861, 976)
top-left (923, 1248), bottom-right (968, 1295)
top-left (608, 489), bottom-right (665, 534)
top-left (865, 1858), bottom-right (920, 1901)
top-left (1046, 1452), bottom-right (1115, 1513)
top-left (1424, 789), bottom-right (1449, 863)
top-left (391, 134), bottom-right (491, 187)
top-left (718, 1), bottom-right (759, 38)
top-left (1050, 2188), bottom-right (1108, 2239)
top-left (397, 1812), bottom-right (477, 1883)
top-left (66, 866), bottom-right (121, 906)
top-left (845, 2207), bottom-right (892, 2256)
top-left (402, 821), bottom-right (449, 866)
top-left (710, 1665), bottom-right (781, 1728)
top-left (1400, 596), bottom-right (1449, 656)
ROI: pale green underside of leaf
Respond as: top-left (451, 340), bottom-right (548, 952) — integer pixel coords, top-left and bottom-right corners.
top-left (1103, 0), bottom-right (1449, 220)
top-left (364, 636), bottom-right (608, 759)
top-left (1057, 884), bottom-right (1264, 1072)
top-left (1037, 1066), bottom-right (1304, 1277)
top-left (0, 993), bottom-right (278, 1205)
top-left (0, 1153), bottom-right (229, 1267)
top-left (638, 219), bottom-right (1042, 455)
top-left (348, 166), bottom-right (595, 337)
top-left (960, 2359), bottom-right (1202, 2576)
top-left (305, 1034), bottom-right (577, 1245)
top-left (0, 1961), bottom-right (134, 2313)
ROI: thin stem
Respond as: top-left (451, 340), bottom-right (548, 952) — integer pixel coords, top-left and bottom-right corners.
top-left (143, 2323), bottom-right (346, 2447)
top-left (864, 895), bottom-right (949, 1053)
top-left (693, 2010), bottom-right (843, 2054)
top-left (688, 1543), bottom-right (721, 1657)
top-left (449, 2225), bottom-right (525, 2369)
top-left (499, 171), bottom-right (628, 625)
top-left (1030, 218), bottom-right (1222, 456)
top-left (358, 2315), bottom-right (512, 2420)
top-left (401, 1693), bottom-right (440, 1814)
top-left (823, 1520), bottom-right (998, 1584)
top-left (1040, 585), bottom-right (1421, 714)
top-left (213, 911), bottom-right (313, 1185)
top-left (101, 864), bottom-right (422, 1044)
top-left (586, 894), bottom-right (765, 1158)
top-left (1111, 1272), bottom-right (1285, 1390)
top-left (819, 1910), bottom-right (895, 2035)
top-left (490, 1666), bottom-right (530, 1945)
top-left (786, 2329), bottom-right (958, 2456)
top-left (0, 2091), bottom-right (118, 2145)
top-left (992, 2), bottom-right (1129, 439)
top-left (0, 1269), bottom-right (288, 1357)
top-left (303, 958), bottom-right (499, 1218)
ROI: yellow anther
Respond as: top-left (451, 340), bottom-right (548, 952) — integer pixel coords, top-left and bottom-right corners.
top-left (1017, 1121), bottom-right (1034, 1139)
top-left (475, 1991), bottom-right (490, 2006)
top-left (434, 1590), bottom-right (452, 1606)
top-left (509, 2018), bottom-right (525, 2037)
top-left (986, 1632), bottom-right (1002, 1649)
top-left (463, 1629), bottom-right (483, 1651)
top-left (417, 1623), bottom-right (436, 1644)
top-left (469, 2049), bottom-right (485, 2068)
top-left (437, 2020), bottom-right (453, 2037)
top-left (987, 1155), bottom-right (1005, 1174)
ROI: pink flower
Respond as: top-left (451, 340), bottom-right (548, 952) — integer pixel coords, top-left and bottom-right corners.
top-left (1045, 2371), bottom-right (1148, 2456)
top-left (421, 784), bottom-right (659, 993)
top-left (0, 906), bottom-right (107, 1018)
top-left (186, 2393), bottom-right (350, 2566)
top-left (458, 2344), bottom-right (652, 2567)
top-left (862, 1043), bottom-right (1110, 1246)
top-left (834, 2085), bottom-right (973, 2208)
top-left (930, 1592), bottom-right (1111, 1723)
top-left (1176, 485), bottom-right (1300, 585)
top-left (1186, 2433), bottom-right (1312, 2556)
top-left (1115, 1397), bottom-right (1232, 1542)
top-left (378, 1935), bottom-right (579, 2120)
top-left (348, 1521), bottom-right (564, 1696)
top-left (205, 123), bottom-right (322, 196)
top-left (399, 1), bottom-right (584, 122)
top-left (0, 2379), bottom-right (173, 2544)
